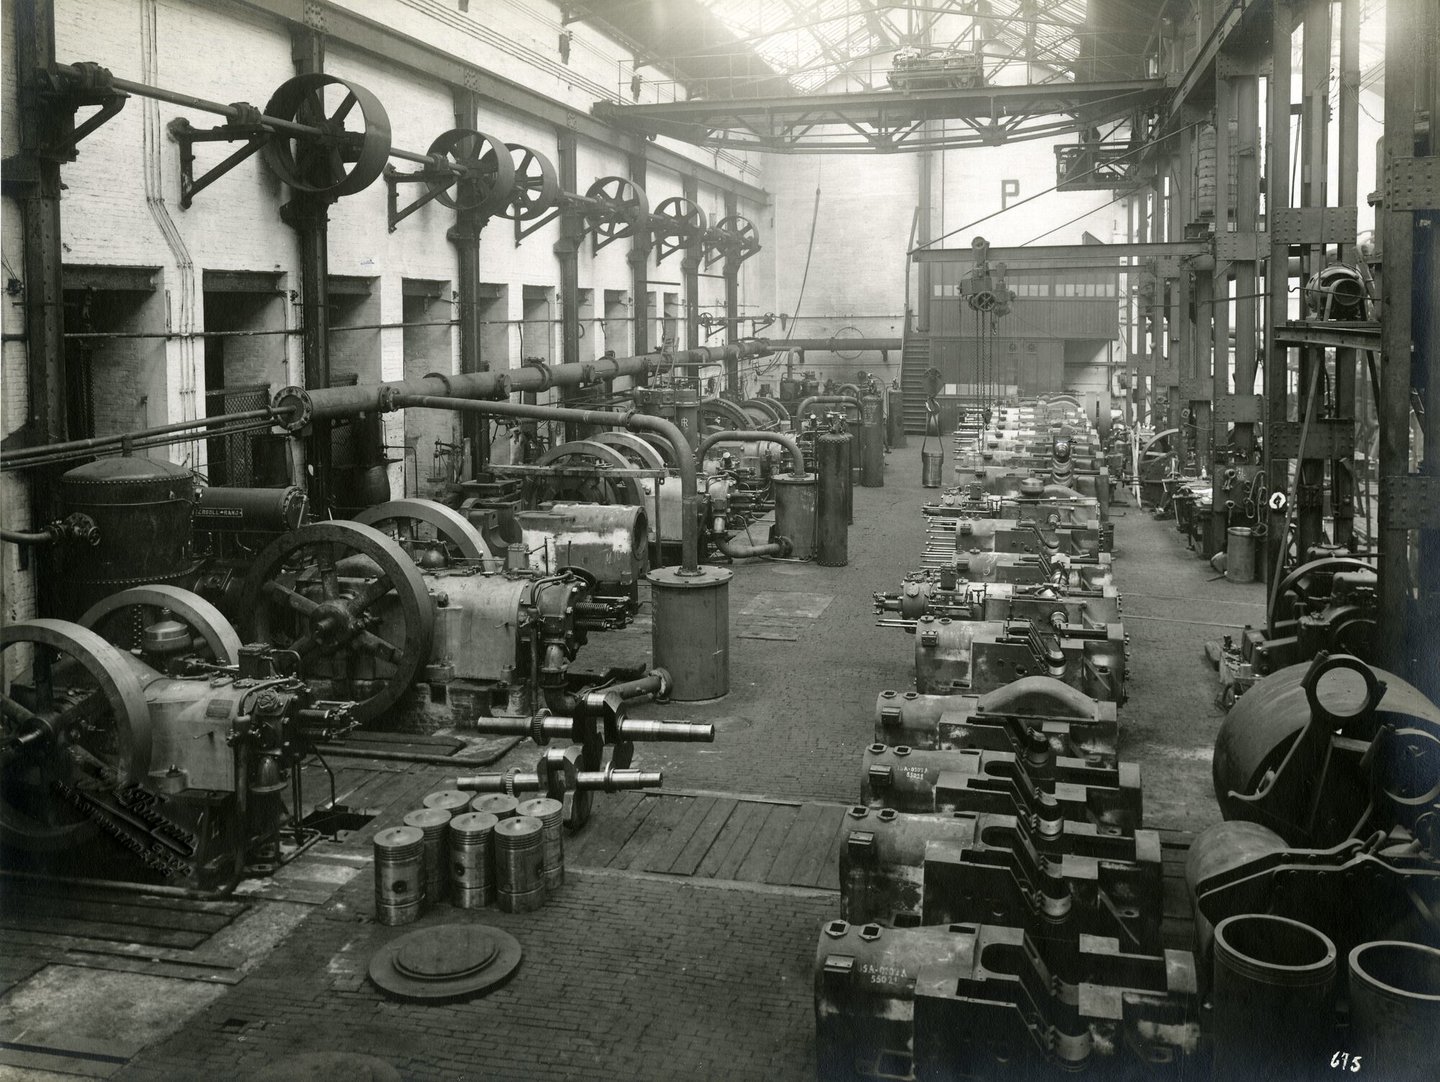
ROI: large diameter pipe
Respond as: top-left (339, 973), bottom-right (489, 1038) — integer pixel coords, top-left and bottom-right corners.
top-left (278, 342), bottom-right (772, 426)
top-left (697, 429), bottom-right (806, 475)
top-left (391, 394), bottom-right (701, 572)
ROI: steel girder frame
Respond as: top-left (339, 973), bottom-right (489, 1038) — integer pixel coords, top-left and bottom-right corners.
top-left (592, 79), bottom-right (1166, 153)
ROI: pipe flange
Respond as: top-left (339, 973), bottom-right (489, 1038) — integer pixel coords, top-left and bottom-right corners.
top-left (272, 385), bottom-right (313, 431)
top-left (377, 385), bottom-right (402, 413)
top-left (489, 373), bottom-right (510, 400)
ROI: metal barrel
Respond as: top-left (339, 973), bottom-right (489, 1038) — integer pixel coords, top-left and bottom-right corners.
top-left (1212, 914), bottom-right (1337, 1080)
top-left (373, 826), bottom-right (424, 926)
top-left (816, 434), bottom-right (849, 567)
top-left (469, 793), bottom-right (519, 820)
top-left (646, 565), bottom-right (734, 701)
top-left (887, 389), bottom-right (907, 448)
top-left (838, 431), bottom-right (855, 523)
top-left (921, 449), bottom-right (944, 488)
top-left (861, 393), bottom-right (885, 487)
top-left (1348, 940), bottom-right (1440, 1079)
top-left (422, 789), bottom-right (473, 815)
top-left (773, 474), bottom-right (818, 560)
top-left (449, 811), bottom-right (498, 909)
top-left (516, 797), bottom-right (565, 893)
top-left (402, 807), bottom-right (453, 905)
top-left (1225, 526), bottom-right (1256, 583)
top-left (494, 815), bottom-right (546, 913)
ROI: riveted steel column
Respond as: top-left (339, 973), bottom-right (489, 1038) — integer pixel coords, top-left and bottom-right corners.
top-left (682, 175), bottom-right (701, 353)
top-left (722, 190), bottom-right (741, 393)
top-left (627, 151), bottom-right (650, 385)
top-left (452, 88), bottom-right (487, 473)
top-left (555, 130), bottom-right (581, 443)
top-left (1265, 0), bottom-right (1295, 599)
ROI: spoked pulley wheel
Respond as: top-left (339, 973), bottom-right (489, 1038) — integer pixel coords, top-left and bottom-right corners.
top-left (79, 585), bottom-right (243, 666)
top-left (240, 521), bottom-right (434, 726)
top-left (1267, 557), bottom-right (1376, 638)
top-left (424, 128), bottom-right (516, 217)
top-left (584, 176), bottom-right (649, 246)
top-left (499, 143), bottom-right (561, 221)
top-left (354, 498), bottom-right (495, 565)
top-left (709, 214), bottom-right (761, 263)
top-left (0, 620), bottom-right (152, 851)
top-left (261, 73), bottom-right (392, 198)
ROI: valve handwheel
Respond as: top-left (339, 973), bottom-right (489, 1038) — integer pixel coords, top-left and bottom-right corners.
top-left (261, 74), bottom-right (392, 198)
top-left (79, 585), bottom-right (243, 666)
top-left (425, 128), bottom-right (516, 218)
top-left (355, 498), bottom-right (495, 565)
top-left (0, 620), bottom-right (152, 851)
top-left (241, 522), bottom-right (434, 726)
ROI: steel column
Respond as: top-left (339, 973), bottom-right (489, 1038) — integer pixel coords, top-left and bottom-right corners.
top-left (681, 175), bottom-right (700, 354)
top-left (451, 88), bottom-right (487, 473)
top-left (555, 130), bottom-right (581, 442)
top-left (1265, 0), bottom-right (1295, 588)
top-left (722, 189), bottom-right (740, 392)
top-left (627, 151), bottom-right (650, 380)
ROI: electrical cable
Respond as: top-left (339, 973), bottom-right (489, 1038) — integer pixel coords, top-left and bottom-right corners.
top-left (784, 179), bottom-right (823, 343)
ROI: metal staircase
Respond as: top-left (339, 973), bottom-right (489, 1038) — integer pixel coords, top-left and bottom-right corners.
top-left (899, 331), bottom-right (932, 434)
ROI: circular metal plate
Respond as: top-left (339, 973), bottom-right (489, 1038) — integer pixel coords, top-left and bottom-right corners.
top-left (368, 923), bottom-right (522, 1000)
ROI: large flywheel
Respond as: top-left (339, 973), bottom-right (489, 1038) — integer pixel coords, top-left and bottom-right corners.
top-left (1, 620), bottom-right (153, 851)
top-left (79, 585), bottom-right (243, 666)
top-left (240, 521), bottom-right (434, 726)
top-left (523, 440), bottom-right (645, 509)
top-left (355, 498), bottom-right (495, 566)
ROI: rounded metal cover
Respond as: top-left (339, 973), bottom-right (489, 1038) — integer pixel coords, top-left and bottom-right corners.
top-left (495, 815), bottom-right (543, 842)
top-left (646, 565), bottom-right (734, 590)
top-left (403, 807), bottom-right (452, 831)
top-left (422, 789), bottom-right (473, 813)
top-left (374, 826), bottom-right (423, 851)
top-left (368, 923), bottom-right (522, 1000)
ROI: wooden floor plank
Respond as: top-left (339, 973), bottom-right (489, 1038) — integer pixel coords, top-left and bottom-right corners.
top-left (765, 803), bottom-right (828, 886)
top-left (695, 801), bottom-right (768, 879)
top-left (0, 914), bottom-right (206, 950)
top-left (642, 796), bottom-right (718, 873)
top-left (0, 896), bottom-right (232, 935)
top-left (612, 795), bottom-right (694, 872)
top-left (794, 806), bottom-right (849, 889)
top-left (665, 799), bottom-right (738, 877)
top-left (788, 805), bottom-right (845, 887)
top-left (734, 804), bottom-right (798, 883)
top-left (565, 792), bottom-right (644, 865)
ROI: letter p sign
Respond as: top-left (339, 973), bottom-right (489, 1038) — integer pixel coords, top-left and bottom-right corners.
top-left (1001, 179), bottom-right (1020, 209)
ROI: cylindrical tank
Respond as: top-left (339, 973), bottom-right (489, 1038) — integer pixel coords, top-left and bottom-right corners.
top-left (887, 388), bottom-right (907, 448)
top-left (193, 485), bottom-right (306, 533)
top-left (816, 434), bottom-right (849, 567)
top-left (1225, 526), bottom-right (1256, 583)
top-left (516, 797), bottom-right (564, 894)
top-left (1348, 940), bottom-right (1440, 1079)
top-left (449, 810), bottom-right (497, 908)
top-left (1212, 914), bottom-right (1337, 1080)
top-left (403, 807), bottom-right (452, 905)
top-left (469, 793), bottom-right (519, 820)
top-left (861, 392), bottom-right (885, 487)
top-left (672, 386), bottom-right (701, 450)
top-left (495, 814), bottom-right (546, 912)
top-left (373, 825), bottom-right (424, 925)
top-left (59, 456), bottom-right (195, 617)
top-left (773, 474), bottom-right (817, 560)
top-left (833, 429), bottom-right (855, 523)
top-left (921, 448), bottom-right (944, 488)
top-left (647, 565), bottom-right (734, 700)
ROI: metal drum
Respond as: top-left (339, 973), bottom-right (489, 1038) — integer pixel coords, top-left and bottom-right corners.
top-left (59, 456), bottom-right (195, 618)
top-left (516, 797), bottom-right (564, 893)
top-left (1225, 526), bottom-right (1256, 583)
top-left (494, 815), bottom-right (546, 913)
top-left (646, 565), bottom-right (734, 701)
top-left (1212, 914), bottom-right (1337, 1080)
top-left (1348, 940), bottom-right (1440, 1079)
top-left (449, 811), bottom-right (498, 909)
top-left (816, 434), bottom-right (849, 567)
top-left (403, 807), bottom-right (453, 905)
top-left (861, 392), bottom-right (885, 487)
top-left (772, 474), bottom-right (817, 560)
top-left (373, 825), bottom-right (424, 926)
top-left (422, 789), bottom-right (473, 815)
top-left (469, 793), bottom-right (519, 820)
top-left (921, 449), bottom-right (944, 488)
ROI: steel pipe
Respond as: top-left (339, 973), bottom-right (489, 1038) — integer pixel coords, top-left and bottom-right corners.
top-left (276, 342), bottom-right (770, 426)
top-left (715, 533), bottom-right (788, 560)
top-left (391, 394), bottom-right (702, 572)
top-left (697, 429), bottom-right (806, 475)
top-left (0, 408), bottom-right (278, 467)
top-left (793, 395), bottom-right (861, 425)
top-left (455, 768), bottom-right (663, 792)
top-left (471, 715), bottom-right (714, 743)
